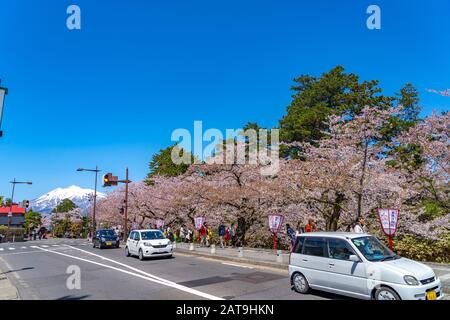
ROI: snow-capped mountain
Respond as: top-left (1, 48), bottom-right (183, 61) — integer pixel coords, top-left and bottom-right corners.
top-left (30, 185), bottom-right (106, 215)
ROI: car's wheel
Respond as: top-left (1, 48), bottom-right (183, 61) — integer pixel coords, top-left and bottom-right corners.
top-left (99, 243), bottom-right (104, 249)
top-left (93, 242), bottom-right (96, 248)
top-left (374, 287), bottom-right (401, 300)
top-left (292, 272), bottom-right (310, 294)
top-left (138, 249), bottom-right (144, 261)
top-left (125, 247), bottom-right (130, 257)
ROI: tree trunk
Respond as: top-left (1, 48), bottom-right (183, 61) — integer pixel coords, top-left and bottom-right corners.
top-left (326, 193), bottom-right (345, 231)
top-left (357, 141), bottom-right (369, 219)
top-left (236, 216), bottom-right (247, 246)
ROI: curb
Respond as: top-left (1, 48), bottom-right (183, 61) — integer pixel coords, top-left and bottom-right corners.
top-left (174, 247), bottom-right (289, 271)
top-left (0, 269), bottom-right (20, 300)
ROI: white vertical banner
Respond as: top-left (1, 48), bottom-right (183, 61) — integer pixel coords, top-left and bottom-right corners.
top-left (0, 89), bottom-right (6, 128)
top-left (377, 208), bottom-right (399, 236)
top-left (194, 216), bottom-right (205, 230)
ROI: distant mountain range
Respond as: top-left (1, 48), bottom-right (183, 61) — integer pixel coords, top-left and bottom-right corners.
top-left (30, 185), bottom-right (106, 215)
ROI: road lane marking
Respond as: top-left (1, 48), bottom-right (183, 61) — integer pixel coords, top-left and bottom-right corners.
top-left (221, 262), bottom-right (254, 269)
top-left (0, 248), bottom-right (4, 251)
top-left (0, 250), bottom-right (43, 256)
top-left (8, 248), bottom-right (15, 251)
top-left (36, 246), bottom-right (223, 300)
top-left (41, 245), bottom-right (49, 248)
top-left (51, 245), bottom-right (59, 247)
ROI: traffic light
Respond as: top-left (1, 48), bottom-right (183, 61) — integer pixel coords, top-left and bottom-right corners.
top-left (103, 173), bottom-right (118, 187)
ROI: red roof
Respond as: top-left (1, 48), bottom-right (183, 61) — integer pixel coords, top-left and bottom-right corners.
top-left (0, 205), bottom-right (26, 215)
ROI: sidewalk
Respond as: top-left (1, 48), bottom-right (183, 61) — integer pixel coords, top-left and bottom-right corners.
top-left (0, 259), bottom-right (20, 300)
top-left (173, 242), bottom-right (450, 294)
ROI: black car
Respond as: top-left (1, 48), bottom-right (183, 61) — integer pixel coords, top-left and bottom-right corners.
top-left (93, 229), bottom-right (120, 249)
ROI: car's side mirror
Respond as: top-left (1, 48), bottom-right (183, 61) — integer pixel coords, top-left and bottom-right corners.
top-left (349, 255), bottom-right (360, 262)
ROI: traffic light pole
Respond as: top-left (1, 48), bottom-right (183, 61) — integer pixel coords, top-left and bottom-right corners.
top-left (124, 167), bottom-right (129, 241)
top-left (8, 179), bottom-right (16, 241)
top-left (93, 165), bottom-right (98, 237)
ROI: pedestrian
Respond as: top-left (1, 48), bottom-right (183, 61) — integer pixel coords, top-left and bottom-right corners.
top-left (218, 223), bottom-right (226, 248)
top-left (305, 219), bottom-right (316, 233)
top-left (286, 223), bottom-right (296, 249)
top-left (295, 221), bottom-right (304, 236)
top-left (230, 223), bottom-right (237, 247)
top-left (200, 223), bottom-right (207, 247)
top-left (353, 217), bottom-right (367, 234)
top-left (186, 229), bottom-right (192, 243)
top-left (224, 226), bottom-right (231, 247)
top-left (180, 227), bottom-right (185, 243)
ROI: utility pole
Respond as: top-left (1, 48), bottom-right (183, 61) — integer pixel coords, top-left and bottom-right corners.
top-left (102, 168), bottom-right (131, 240)
top-left (77, 166), bottom-right (101, 239)
top-left (124, 167), bottom-right (129, 240)
top-left (0, 79), bottom-right (8, 138)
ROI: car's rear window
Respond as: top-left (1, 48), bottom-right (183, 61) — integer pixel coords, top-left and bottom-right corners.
top-left (302, 237), bottom-right (326, 257)
top-left (293, 237), bottom-right (305, 253)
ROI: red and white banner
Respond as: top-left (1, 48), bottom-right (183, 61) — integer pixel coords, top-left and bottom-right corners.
top-left (194, 216), bottom-right (205, 230)
top-left (377, 208), bottom-right (399, 236)
top-left (156, 219), bottom-right (165, 229)
top-left (268, 214), bottom-right (284, 233)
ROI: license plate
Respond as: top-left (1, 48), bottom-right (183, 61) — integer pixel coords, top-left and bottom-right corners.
top-left (426, 291), bottom-right (437, 300)
top-left (106, 242), bottom-right (112, 246)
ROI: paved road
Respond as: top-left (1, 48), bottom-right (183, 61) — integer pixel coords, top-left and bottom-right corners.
top-left (0, 238), bottom-right (344, 300)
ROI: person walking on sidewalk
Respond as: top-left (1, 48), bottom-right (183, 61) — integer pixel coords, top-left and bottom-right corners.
top-left (218, 223), bottom-right (226, 248)
top-left (224, 226), bottom-right (231, 247)
top-left (286, 224), bottom-right (296, 249)
top-left (305, 219), bottom-right (316, 233)
top-left (353, 216), bottom-right (367, 234)
top-left (200, 223), bottom-right (208, 247)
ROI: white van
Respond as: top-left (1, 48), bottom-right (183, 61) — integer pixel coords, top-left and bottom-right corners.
top-left (289, 232), bottom-right (444, 300)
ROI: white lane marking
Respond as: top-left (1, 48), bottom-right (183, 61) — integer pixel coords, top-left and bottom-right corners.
top-left (41, 245), bottom-right (49, 248)
top-left (30, 246), bottom-right (39, 248)
top-left (0, 248), bottom-right (4, 251)
top-left (221, 262), bottom-right (254, 269)
top-left (0, 250), bottom-right (43, 256)
top-left (439, 273), bottom-right (450, 281)
top-left (37, 246), bottom-right (223, 300)
top-left (8, 248), bottom-right (15, 251)
top-left (66, 245), bottom-right (183, 283)
top-left (51, 245), bottom-right (59, 247)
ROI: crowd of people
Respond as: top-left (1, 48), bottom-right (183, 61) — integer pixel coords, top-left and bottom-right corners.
top-left (151, 216), bottom-right (368, 250)
top-left (285, 217), bottom-right (368, 248)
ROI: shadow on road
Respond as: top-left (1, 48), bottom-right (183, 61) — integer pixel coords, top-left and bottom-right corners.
top-left (1, 266), bottom-right (34, 274)
top-left (56, 295), bottom-right (91, 300)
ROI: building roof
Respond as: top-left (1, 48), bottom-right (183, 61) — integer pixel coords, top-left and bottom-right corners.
top-left (0, 204), bottom-right (26, 215)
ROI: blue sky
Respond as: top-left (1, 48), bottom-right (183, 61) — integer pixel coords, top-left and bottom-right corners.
top-left (0, 0), bottom-right (449, 200)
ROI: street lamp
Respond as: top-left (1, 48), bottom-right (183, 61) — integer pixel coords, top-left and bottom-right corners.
top-left (0, 79), bottom-right (9, 138)
top-left (8, 179), bottom-right (32, 242)
top-left (77, 166), bottom-right (101, 239)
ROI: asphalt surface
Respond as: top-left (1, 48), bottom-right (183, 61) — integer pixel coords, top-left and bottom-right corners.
top-left (0, 238), bottom-right (345, 300)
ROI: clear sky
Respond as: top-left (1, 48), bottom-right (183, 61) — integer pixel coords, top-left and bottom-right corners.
top-left (0, 0), bottom-right (449, 201)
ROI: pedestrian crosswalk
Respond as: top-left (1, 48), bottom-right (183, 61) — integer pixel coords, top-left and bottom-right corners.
top-left (0, 242), bottom-right (90, 253)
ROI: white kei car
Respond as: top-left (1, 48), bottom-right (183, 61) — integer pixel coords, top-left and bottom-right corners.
top-left (289, 232), bottom-right (444, 300)
top-left (125, 229), bottom-right (173, 260)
